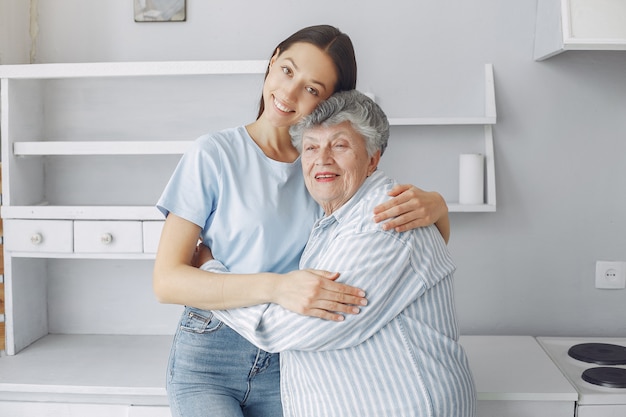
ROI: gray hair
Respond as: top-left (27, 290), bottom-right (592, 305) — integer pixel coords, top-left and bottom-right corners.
top-left (290, 90), bottom-right (389, 157)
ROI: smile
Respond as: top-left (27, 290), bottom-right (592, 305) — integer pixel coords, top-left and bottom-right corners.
top-left (274, 97), bottom-right (293, 113)
top-left (315, 173), bottom-right (338, 180)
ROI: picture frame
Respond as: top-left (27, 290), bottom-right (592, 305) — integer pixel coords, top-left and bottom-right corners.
top-left (134, 0), bottom-right (186, 22)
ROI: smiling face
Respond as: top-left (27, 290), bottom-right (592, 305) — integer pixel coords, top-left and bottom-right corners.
top-left (261, 42), bottom-right (338, 128)
top-left (301, 121), bottom-right (381, 215)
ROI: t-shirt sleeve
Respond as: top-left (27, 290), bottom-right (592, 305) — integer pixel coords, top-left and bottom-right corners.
top-left (156, 135), bottom-right (221, 228)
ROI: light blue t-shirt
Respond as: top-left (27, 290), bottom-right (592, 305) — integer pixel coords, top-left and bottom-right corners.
top-left (157, 126), bottom-right (322, 274)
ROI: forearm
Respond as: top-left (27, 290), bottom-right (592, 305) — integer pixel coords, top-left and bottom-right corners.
top-left (153, 213), bottom-right (280, 310)
top-left (153, 261), bottom-right (279, 310)
top-left (154, 214), bottom-right (365, 314)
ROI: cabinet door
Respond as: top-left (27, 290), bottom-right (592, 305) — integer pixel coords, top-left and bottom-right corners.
top-left (74, 221), bottom-right (143, 253)
top-left (3, 219), bottom-right (73, 253)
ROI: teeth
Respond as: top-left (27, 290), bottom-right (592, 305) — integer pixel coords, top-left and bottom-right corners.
top-left (316, 174), bottom-right (335, 179)
top-left (274, 98), bottom-right (292, 113)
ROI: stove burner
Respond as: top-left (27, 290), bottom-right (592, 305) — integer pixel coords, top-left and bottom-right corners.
top-left (568, 343), bottom-right (626, 365)
top-left (582, 367), bottom-right (626, 389)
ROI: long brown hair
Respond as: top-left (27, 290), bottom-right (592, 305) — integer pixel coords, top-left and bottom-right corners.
top-left (256, 25), bottom-right (357, 119)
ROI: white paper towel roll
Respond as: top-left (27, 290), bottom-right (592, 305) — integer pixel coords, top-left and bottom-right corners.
top-left (459, 153), bottom-right (484, 205)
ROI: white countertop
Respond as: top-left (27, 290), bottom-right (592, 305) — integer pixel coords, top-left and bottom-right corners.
top-left (0, 334), bottom-right (578, 405)
top-left (0, 334), bottom-right (171, 405)
top-left (460, 335), bottom-right (577, 401)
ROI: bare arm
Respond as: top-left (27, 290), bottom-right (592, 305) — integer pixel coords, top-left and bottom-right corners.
top-left (372, 184), bottom-right (450, 243)
top-left (152, 213), bottom-right (366, 319)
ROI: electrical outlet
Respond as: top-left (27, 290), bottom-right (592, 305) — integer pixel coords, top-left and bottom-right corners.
top-left (595, 261), bottom-right (626, 289)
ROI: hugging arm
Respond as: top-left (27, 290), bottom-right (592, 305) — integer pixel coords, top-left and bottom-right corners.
top-left (211, 227), bottom-right (450, 352)
top-left (153, 214), bottom-right (365, 317)
top-left (373, 184), bottom-right (450, 242)
top-left (188, 240), bottom-right (365, 320)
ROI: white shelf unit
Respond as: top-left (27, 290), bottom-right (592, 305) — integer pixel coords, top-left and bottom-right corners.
top-left (0, 60), bottom-right (496, 410)
top-left (386, 63), bottom-right (497, 213)
top-left (534, 0), bottom-right (626, 60)
top-left (0, 61), bottom-right (269, 362)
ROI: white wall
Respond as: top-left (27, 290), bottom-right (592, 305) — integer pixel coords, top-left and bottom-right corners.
top-left (0, 0), bottom-right (30, 64)
top-left (8, 0), bottom-right (626, 336)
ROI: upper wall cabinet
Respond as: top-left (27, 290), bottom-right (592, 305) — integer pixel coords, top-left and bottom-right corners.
top-left (534, 0), bottom-right (626, 60)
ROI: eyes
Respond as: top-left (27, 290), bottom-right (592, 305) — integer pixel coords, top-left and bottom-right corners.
top-left (303, 142), bottom-right (349, 153)
top-left (281, 66), bottom-right (321, 97)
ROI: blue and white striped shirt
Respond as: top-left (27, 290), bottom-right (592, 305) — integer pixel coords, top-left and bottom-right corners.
top-left (210, 171), bottom-right (476, 417)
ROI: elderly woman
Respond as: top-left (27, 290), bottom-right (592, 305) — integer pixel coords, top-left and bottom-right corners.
top-left (205, 90), bottom-right (476, 417)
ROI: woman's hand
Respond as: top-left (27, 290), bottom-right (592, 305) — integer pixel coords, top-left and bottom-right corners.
top-left (373, 184), bottom-right (450, 242)
top-left (273, 269), bottom-right (368, 322)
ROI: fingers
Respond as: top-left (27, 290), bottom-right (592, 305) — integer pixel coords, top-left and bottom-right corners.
top-left (372, 184), bottom-right (446, 233)
top-left (287, 270), bottom-right (367, 321)
top-left (380, 214), bottom-right (430, 232)
top-left (386, 183), bottom-right (415, 198)
top-left (372, 185), bottom-right (423, 224)
top-left (316, 284), bottom-right (367, 317)
top-left (304, 300), bottom-right (362, 322)
top-left (319, 277), bottom-right (367, 301)
top-left (309, 274), bottom-right (368, 319)
top-left (306, 309), bottom-right (346, 322)
top-left (375, 204), bottom-right (432, 230)
top-left (372, 191), bottom-right (409, 216)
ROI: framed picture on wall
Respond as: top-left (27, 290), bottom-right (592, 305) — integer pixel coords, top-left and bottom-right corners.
top-left (134, 0), bottom-right (186, 22)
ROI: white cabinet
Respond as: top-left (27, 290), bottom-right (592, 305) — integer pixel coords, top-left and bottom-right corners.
top-left (0, 60), bottom-right (268, 357)
top-left (460, 336), bottom-right (578, 417)
top-left (0, 61), bottom-right (267, 412)
top-left (534, 0), bottom-right (626, 60)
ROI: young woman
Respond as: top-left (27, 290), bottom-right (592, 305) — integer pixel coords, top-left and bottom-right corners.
top-left (153, 25), bottom-right (449, 417)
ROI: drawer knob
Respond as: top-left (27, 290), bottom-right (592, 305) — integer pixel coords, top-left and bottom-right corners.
top-left (30, 233), bottom-right (43, 245)
top-left (100, 233), bottom-right (113, 245)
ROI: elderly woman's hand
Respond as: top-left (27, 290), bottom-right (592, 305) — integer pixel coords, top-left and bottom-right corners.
top-left (273, 269), bottom-right (368, 322)
top-left (372, 184), bottom-right (450, 242)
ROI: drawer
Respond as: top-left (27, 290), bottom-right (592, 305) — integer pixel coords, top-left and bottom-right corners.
top-left (74, 221), bottom-right (143, 253)
top-left (3, 219), bottom-right (73, 253)
top-left (142, 221), bottom-right (164, 253)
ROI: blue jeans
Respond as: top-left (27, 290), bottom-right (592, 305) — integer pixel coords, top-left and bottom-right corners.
top-left (167, 307), bottom-right (283, 417)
